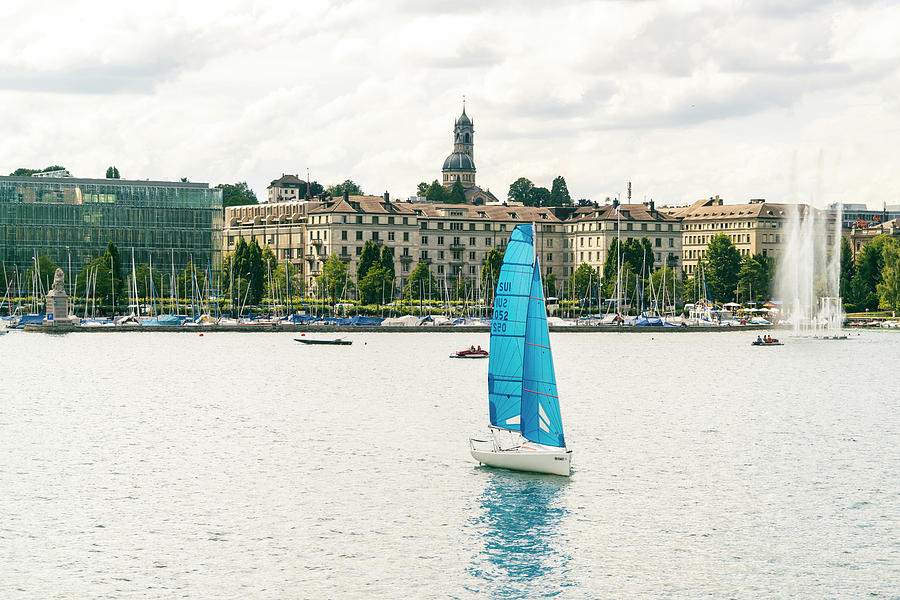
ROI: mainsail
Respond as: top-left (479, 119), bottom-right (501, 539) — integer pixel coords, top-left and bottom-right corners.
top-left (487, 225), bottom-right (535, 430)
top-left (520, 258), bottom-right (566, 447)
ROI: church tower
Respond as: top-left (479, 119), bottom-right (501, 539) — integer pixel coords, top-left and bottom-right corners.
top-left (442, 101), bottom-right (476, 188)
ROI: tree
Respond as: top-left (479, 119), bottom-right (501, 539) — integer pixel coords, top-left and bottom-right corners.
top-left (448, 176), bottom-right (466, 204)
top-left (876, 238), bottom-right (900, 311)
top-left (481, 248), bottom-right (504, 302)
top-left (699, 234), bottom-right (741, 302)
top-left (840, 236), bottom-right (855, 304)
top-left (134, 263), bottom-right (163, 299)
top-left (295, 180), bottom-right (324, 198)
top-left (601, 238), bottom-right (620, 298)
top-left (404, 262), bottom-right (438, 301)
top-left (10, 168), bottom-right (39, 176)
top-left (246, 238), bottom-right (265, 304)
top-left (545, 271), bottom-right (557, 298)
top-left (571, 263), bottom-right (598, 301)
top-left (105, 166), bottom-right (121, 179)
top-left (326, 179), bottom-right (363, 197)
top-left (548, 176), bottom-right (572, 207)
top-left (850, 235), bottom-right (890, 311)
top-left (650, 266), bottom-right (683, 308)
top-left (358, 265), bottom-right (393, 305)
top-left (357, 240), bottom-right (381, 281)
top-left (25, 253), bottom-right (60, 294)
top-left (508, 177), bottom-right (534, 205)
top-left (426, 180), bottom-right (448, 203)
top-left (380, 245), bottom-right (395, 280)
top-left (736, 253), bottom-right (773, 302)
top-left (531, 186), bottom-right (550, 207)
top-left (104, 242), bottom-right (126, 308)
top-left (316, 254), bottom-right (350, 304)
top-left (416, 181), bottom-right (429, 196)
top-left (217, 182), bottom-right (258, 208)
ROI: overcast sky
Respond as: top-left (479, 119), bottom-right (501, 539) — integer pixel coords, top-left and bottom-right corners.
top-left (2, 0), bottom-right (898, 208)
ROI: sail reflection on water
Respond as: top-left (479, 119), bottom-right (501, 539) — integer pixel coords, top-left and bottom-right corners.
top-left (466, 471), bottom-right (573, 597)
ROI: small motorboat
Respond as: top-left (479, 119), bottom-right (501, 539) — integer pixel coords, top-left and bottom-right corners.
top-left (295, 338), bottom-right (352, 345)
top-left (751, 338), bottom-right (783, 346)
top-left (450, 347), bottom-right (489, 358)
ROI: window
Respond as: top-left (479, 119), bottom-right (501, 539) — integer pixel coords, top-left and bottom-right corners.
top-left (341, 230), bottom-right (348, 240)
top-left (437, 236), bottom-right (444, 245)
top-left (469, 223), bottom-right (475, 230)
top-left (372, 216), bottom-right (379, 225)
top-left (403, 232), bottom-right (409, 242)
top-left (372, 231), bottom-right (379, 241)
top-left (341, 246), bottom-right (347, 255)
top-left (388, 231), bottom-right (395, 241)
top-left (655, 238), bottom-right (661, 247)
top-left (469, 237), bottom-right (476, 245)
top-left (356, 216), bottom-right (362, 224)
top-left (403, 217), bottom-right (408, 225)
top-left (356, 246), bottom-right (362, 255)
top-left (452, 251), bottom-right (461, 260)
top-left (438, 222), bottom-right (444, 230)
top-left (437, 265), bottom-right (444, 274)
top-left (453, 236), bottom-right (460, 245)
top-left (420, 222), bottom-right (428, 230)
top-left (500, 224), bottom-right (507, 231)
top-left (484, 224), bottom-right (490, 231)
top-left (403, 247), bottom-right (410, 256)
top-left (469, 266), bottom-right (476, 274)
top-left (547, 253), bottom-right (553, 261)
top-left (388, 216), bottom-right (394, 224)
top-left (356, 231), bottom-right (363, 240)
top-left (641, 223), bottom-right (647, 231)
top-left (626, 223), bottom-right (632, 231)
top-left (438, 250), bottom-right (445, 259)
top-left (403, 262), bottom-right (409, 272)
top-left (421, 250), bottom-right (429, 259)
top-left (669, 238), bottom-right (674, 247)
top-left (421, 236), bottom-right (428, 244)
top-left (469, 251), bottom-right (475, 260)
top-left (547, 239), bottom-right (553, 247)
top-left (485, 237), bottom-right (491, 245)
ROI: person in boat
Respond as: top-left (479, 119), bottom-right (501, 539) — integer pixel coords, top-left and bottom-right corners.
top-left (757, 335), bottom-right (762, 343)
top-left (476, 345), bottom-right (482, 352)
top-left (470, 345), bottom-right (476, 352)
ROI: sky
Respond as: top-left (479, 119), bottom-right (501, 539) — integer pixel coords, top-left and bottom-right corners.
top-left (1, 0), bottom-right (898, 209)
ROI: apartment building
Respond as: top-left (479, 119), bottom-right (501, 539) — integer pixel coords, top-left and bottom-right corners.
top-left (676, 197), bottom-right (800, 275)
top-left (564, 201), bottom-right (682, 275)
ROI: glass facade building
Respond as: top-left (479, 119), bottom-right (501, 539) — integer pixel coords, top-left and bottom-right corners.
top-left (0, 175), bottom-right (222, 279)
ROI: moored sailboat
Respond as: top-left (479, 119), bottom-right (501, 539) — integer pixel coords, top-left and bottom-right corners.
top-left (469, 224), bottom-right (572, 476)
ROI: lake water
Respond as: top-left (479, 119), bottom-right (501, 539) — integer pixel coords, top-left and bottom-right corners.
top-left (1, 330), bottom-right (897, 599)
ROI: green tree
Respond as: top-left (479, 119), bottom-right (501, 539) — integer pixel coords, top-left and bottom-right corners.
top-left (358, 265), bottom-right (393, 305)
top-left (876, 238), bottom-right (900, 310)
top-left (736, 253), bottom-right (773, 302)
top-left (571, 263), bottom-right (598, 300)
top-left (448, 176), bottom-right (466, 204)
top-left (840, 236), bottom-right (855, 303)
top-left (25, 253), bottom-right (60, 294)
top-left (216, 182), bottom-right (258, 208)
top-left (246, 238), bottom-right (265, 304)
top-left (481, 248), bottom-right (504, 302)
top-left (10, 168), bottom-right (39, 176)
top-left (134, 263), bottom-right (163, 299)
top-left (548, 176), bottom-right (572, 207)
top-left (272, 261), bottom-right (304, 302)
top-left (416, 181), bottom-right (429, 196)
top-left (178, 261), bottom-right (210, 307)
top-left (380, 245), bottom-right (395, 280)
top-left (425, 180), bottom-right (448, 203)
top-left (105, 166), bottom-right (121, 179)
top-left (357, 240), bottom-right (381, 283)
top-left (104, 242), bottom-right (126, 309)
top-left (404, 262), bottom-right (439, 301)
top-left (545, 271), bottom-right (557, 298)
top-left (699, 234), bottom-right (741, 302)
top-left (508, 177), bottom-right (534, 204)
top-left (850, 235), bottom-right (890, 310)
top-left (531, 186), bottom-right (550, 207)
top-left (316, 254), bottom-right (350, 304)
top-left (326, 179), bottom-right (363, 197)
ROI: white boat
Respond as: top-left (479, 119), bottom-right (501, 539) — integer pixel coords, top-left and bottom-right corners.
top-left (469, 224), bottom-right (572, 477)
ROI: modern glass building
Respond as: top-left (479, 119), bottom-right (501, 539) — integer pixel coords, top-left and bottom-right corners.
top-left (0, 175), bottom-right (222, 284)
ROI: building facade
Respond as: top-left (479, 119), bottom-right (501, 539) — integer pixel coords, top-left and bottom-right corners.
top-left (267, 174), bottom-right (310, 203)
top-left (676, 197), bottom-right (798, 275)
top-left (0, 175), bottom-right (222, 279)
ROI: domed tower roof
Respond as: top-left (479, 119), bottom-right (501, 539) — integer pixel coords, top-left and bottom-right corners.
top-left (442, 152), bottom-right (476, 172)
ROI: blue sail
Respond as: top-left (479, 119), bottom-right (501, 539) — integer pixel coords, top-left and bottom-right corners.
top-left (520, 258), bottom-right (566, 447)
top-left (487, 224), bottom-right (535, 431)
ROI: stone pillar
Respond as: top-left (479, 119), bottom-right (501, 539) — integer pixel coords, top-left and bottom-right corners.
top-left (45, 268), bottom-right (69, 324)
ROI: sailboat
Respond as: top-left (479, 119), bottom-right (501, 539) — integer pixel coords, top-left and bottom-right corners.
top-left (469, 224), bottom-right (572, 477)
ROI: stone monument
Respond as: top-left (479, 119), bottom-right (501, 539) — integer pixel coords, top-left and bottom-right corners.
top-left (45, 268), bottom-right (69, 324)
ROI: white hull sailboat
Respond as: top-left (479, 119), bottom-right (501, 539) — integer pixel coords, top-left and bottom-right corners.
top-left (470, 224), bottom-right (572, 477)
